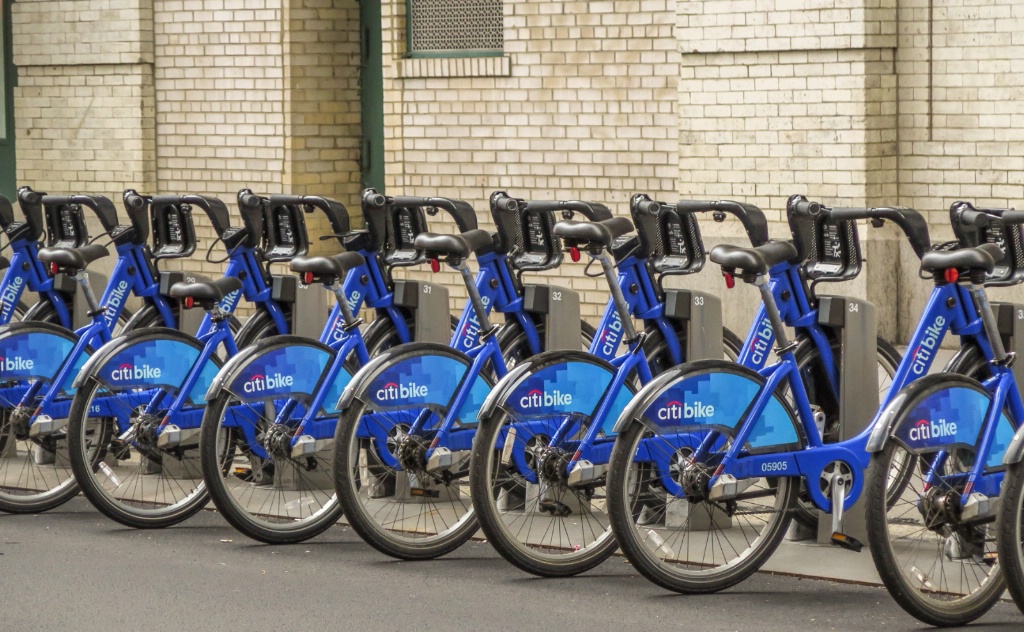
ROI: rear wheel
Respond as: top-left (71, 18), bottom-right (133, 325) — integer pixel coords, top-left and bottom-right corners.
top-left (334, 393), bottom-right (480, 559)
top-left (67, 317), bottom-right (281, 528)
top-left (997, 461), bottom-right (1024, 614)
top-left (607, 411), bottom-right (799, 593)
top-left (864, 376), bottom-right (1006, 626)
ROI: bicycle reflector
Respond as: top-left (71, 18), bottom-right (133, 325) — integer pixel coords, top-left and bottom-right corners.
top-left (303, 271), bottom-right (315, 285)
top-left (183, 296), bottom-right (195, 309)
top-left (49, 262), bottom-right (59, 275)
top-left (569, 246), bottom-right (580, 262)
top-left (430, 258), bottom-right (440, 273)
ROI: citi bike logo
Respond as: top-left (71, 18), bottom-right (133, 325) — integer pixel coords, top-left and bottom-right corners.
top-left (657, 400), bottom-right (716, 421)
top-left (749, 317), bottom-right (773, 366)
top-left (347, 290), bottom-right (361, 312)
top-left (376, 381), bottom-right (428, 401)
top-left (0, 275), bottom-right (25, 321)
top-left (600, 311), bottom-right (623, 356)
top-left (329, 290), bottom-right (362, 342)
top-left (519, 388), bottom-right (573, 408)
top-left (910, 316), bottom-right (945, 375)
top-left (908, 417), bottom-right (958, 442)
top-left (460, 295), bottom-right (491, 348)
top-left (104, 280), bottom-right (131, 323)
top-left (110, 363), bottom-right (162, 381)
top-left (0, 355), bottom-right (34, 371)
top-left (243, 372), bottom-right (294, 394)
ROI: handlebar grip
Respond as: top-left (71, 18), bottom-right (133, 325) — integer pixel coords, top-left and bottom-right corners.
top-left (958, 208), bottom-right (991, 227)
top-left (124, 192), bottom-right (147, 211)
top-left (634, 199), bottom-right (662, 216)
top-left (675, 200), bottom-right (714, 214)
top-left (18, 186), bottom-right (43, 206)
top-left (790, 198), bottom-right (821, 218)
top-left (362, 190), bottom-right (387, 209)
top-left (238, 191), bottom-right (262, 209)
top-left (999, 210), bottom-right (1024, 225)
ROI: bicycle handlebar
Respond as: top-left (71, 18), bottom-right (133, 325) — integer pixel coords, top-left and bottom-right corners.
top-left (675, 200), bottom-right (770, 247)
top-left (805, 203), bottom-right (931, 259)
top-left (523, 200), bottom-right (612, 222)
top-left (268, 194), bottom-right (350, 236)
top-left (153, 194), bottom-right (234, 239)
top-left (39, 194), bottom-right (120, 235)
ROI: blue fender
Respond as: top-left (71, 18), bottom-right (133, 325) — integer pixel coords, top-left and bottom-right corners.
top-left (0, 321), bottom-right (83, 392)
top-left (73, 327), bottom-right (220, 406)
top-left (205, 335), bottom-right (348, 413)
top-left (337, 342), bottom-right (492, 426)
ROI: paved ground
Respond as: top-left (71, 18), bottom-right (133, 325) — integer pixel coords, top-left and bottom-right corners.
top-left (1, 498), bottom-right (1021, 632)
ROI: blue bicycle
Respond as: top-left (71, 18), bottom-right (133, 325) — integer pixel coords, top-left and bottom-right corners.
top-left (0, 190), bottom-right (206, 513)
top-left (467, 195), bottom-right (905, 576)
top-left (0, 189), bottom-right (93, 326)
top-left (196, 189), bottom-right (501, 544)
top-left (605, 199), bottom-right (1016, 627)
top-left (64, 190), bottom-right (298, 527)
top-left (334, 194), bottom-right (745, 561)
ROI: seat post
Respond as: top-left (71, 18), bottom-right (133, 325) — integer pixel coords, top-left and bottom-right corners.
top-left (73, 271), bottom-right (103, 316)
top-left (595, 252), bottom-right (638, 342)
top-left (332, 285), bottom-right (360, 328)
top-left (453, 260), bottom-right (494, 334)
top-left (754, 273), bottom-right (794, 356)
top-left (968, 282), bottom-right (1012, 365)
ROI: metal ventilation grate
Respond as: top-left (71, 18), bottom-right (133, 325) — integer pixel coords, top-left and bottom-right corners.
top-left (409, 0), bottom-right (503, 55)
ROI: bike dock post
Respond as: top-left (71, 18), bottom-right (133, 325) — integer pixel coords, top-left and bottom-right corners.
top-left (993, 302), bottom-right (1024, 396)
top-left (523, 284), bottom-right (581, 351)
top-left (814, 295), bottom-right (878, 545)
top-left (393, 279), bottom-right (450, 344)
top-left (272, 275), bottom-right (329, 339)
top-left (664, 289), bottom-right (724, 361)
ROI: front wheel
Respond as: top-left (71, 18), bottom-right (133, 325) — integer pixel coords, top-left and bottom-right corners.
top-left (997, 461), bottom-right (1024, 614)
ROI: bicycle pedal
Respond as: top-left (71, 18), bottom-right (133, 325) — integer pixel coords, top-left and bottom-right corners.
top-left (410, 487), bottom-right (440, 499)
top-left (539, 499), bottom-right (572, 517)
top-left (830, 532), bottom-right (863, 553)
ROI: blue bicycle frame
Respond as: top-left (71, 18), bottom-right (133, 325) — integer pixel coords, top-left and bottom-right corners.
top-left (0, 235), bottom-right (73, 326)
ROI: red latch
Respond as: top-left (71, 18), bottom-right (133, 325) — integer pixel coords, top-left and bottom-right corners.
top-left (944, 268), bottom-right (959, 283)
top-left (430, 258), bottom-right (440, 273)
top-left (184, 296), bottom-right (195, 309)
top-left (303, 271), bottom-right (315, 285)
top-left (724, 272), bottom-right (735, 289)
top-left (49, 262), bottom-right (59, 276)
top-left (569, 246), bottom-right (580, 263)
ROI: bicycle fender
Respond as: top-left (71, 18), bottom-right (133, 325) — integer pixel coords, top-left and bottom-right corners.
top-left (74, 328), bottom-right (219, 405)
top-left (337, 342), bottom-right (491, 425)
top-left (480, 350), bottom-right (630, 434)
top-left (1005, 426), bottom-right (1024, 465)
top-left (205, 335), bottom-right (345, 411)
top-left (612, 359), bottom-right (802, 452)
top-left (868, 374), bottom-right (1016, 472)
top-left (0, 321), bottom-right (78, 381)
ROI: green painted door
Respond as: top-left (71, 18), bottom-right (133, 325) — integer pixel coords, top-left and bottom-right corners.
top-left (360, 0), bottom-right (384, 192)
top-left (0, 0), bottom-right (16, 199)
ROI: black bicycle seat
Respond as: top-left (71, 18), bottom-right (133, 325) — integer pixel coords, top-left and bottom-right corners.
top-left (414, 229), bottom-right (494, 259)
top-left (920, 243), bottom-right (1000, 275)
top-left (291, 252), bottom-right (366, 280)
top-left (710, 241), bottom-right (799, 275)
top-left (169, 276), bottom-right (243, 303)
top-left (553, 217), bottom-right (634, 248)
top-left (37, 244), bottom-right (110, 271)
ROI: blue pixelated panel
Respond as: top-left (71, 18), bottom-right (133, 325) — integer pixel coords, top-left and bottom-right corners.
top-left (600, 386), bottom-right (636, 436)
top-left (896, 387), bottom-right (998, 456)
top-left (321, 367), bottom-right (354, 415)
top-left (456, 374), bottom-right (492, 426)
top-left (98, 339), bottom-right (201, 391)
top-left (0, 331), bottom-right (74, 381)
top-left (643, 371), bottom-right (799, 449)
top-left (58, 350), bottom-right (92, 395)
top-left (228, 345), bottom-right (331, 403)
top-left (504, 362), bottom-right (617, 419)
top-left (987, 411), bottom-right (1016, 469)
top-left (366, 354), bottom-right (469, 410)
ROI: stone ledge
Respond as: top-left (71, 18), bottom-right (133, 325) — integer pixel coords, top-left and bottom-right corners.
top-left (397, 55), bottom-right (512, 79)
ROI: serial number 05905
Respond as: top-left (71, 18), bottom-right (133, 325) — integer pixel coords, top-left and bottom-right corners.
top-left (760, 461), bottom-right (789, 473)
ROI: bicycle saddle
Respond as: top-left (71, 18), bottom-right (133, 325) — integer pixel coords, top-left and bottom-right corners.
top-left (414, 229), bottom-right (494, 259)
top-left (710, 241), bottom-right (799, 275)
top-left (169, 275), bottom-right (243, 303)
top-left (291, 252), bottom-right (366, 280)
top-left (37, 244), bottom-right (110, 271)
top-left (920, 243), bottom-right (1001, 275)
top-left (553, 217), bottom-right (634, 248)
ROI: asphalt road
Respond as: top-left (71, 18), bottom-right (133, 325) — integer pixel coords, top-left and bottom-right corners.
top-left (1, 498), bottom-right (1022, 632)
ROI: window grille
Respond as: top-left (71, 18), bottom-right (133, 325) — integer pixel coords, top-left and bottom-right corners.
top-left (408, 0), bottom-right (502, 57)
